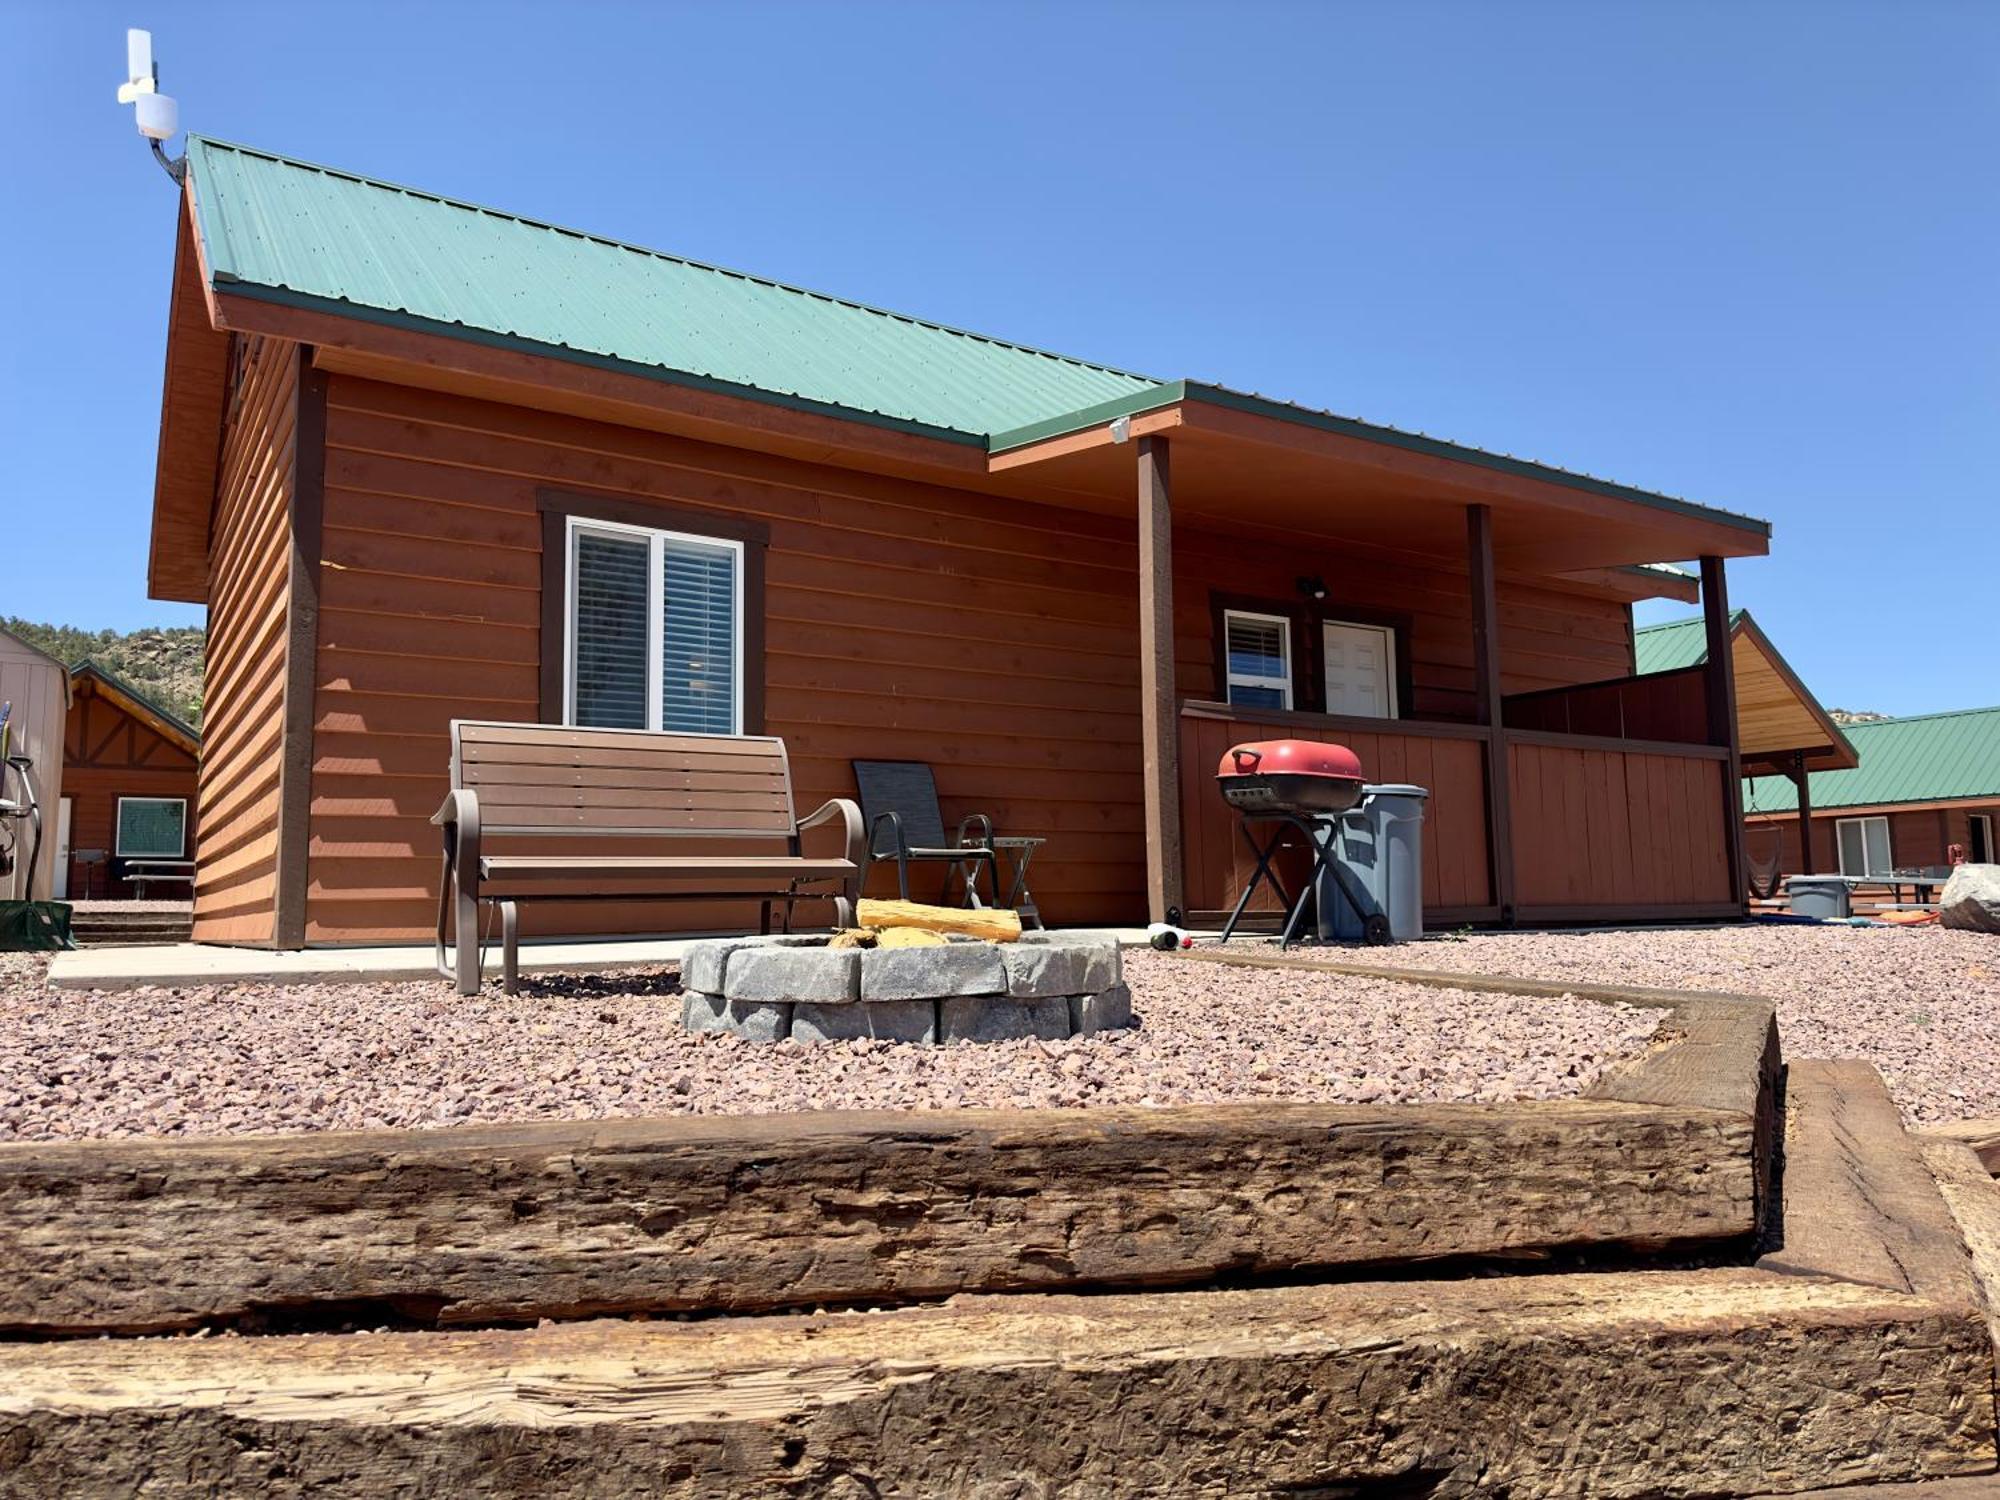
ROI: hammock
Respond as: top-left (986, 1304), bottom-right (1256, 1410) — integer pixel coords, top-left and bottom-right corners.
top-left (1745, 822), bottom-right (1785, 901)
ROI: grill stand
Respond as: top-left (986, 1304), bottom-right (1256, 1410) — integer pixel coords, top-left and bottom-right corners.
top-left (1217, 812), bottom-right (1390, 949)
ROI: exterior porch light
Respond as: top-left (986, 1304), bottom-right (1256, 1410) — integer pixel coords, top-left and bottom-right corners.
top-left (1296, 575), bottom-right (1328, 602)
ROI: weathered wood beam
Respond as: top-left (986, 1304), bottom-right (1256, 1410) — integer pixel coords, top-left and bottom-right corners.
top-left (0, 1098), bottom-right (1757, 1337)
top-left (1466, 503), bottom-right (1516, 920)
top-left (1758, 1060), bottom-right (1986, 1309)
top-left (1921, 1119), bottom-right (2000, 1177)
top-left (1136, 434), bottom-right (1182, 923)
top-left (1702, 554), bottom-right (1749, 907)
top-left (0, 1267), bottom-right (1986, 1497)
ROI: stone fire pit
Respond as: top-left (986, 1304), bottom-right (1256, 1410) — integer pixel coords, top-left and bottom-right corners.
top-left (679, 931), bottom-right (1131, 1044)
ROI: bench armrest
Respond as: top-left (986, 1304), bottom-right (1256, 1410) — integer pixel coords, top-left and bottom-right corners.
top-left (799, 797), bottom-right (865, 868)
top-left (432, 789), bottom-right (482, 878)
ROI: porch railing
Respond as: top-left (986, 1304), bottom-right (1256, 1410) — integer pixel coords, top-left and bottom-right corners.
top-left (1178, 701), bottom-right (1737, 929)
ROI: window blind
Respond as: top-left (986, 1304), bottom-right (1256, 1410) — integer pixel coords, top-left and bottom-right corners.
top-left (1225, 612), bottom-right (1291, 710)
top-left (661, 536), bottom-right (737, 735)
top-left (571, 530), bottom-right (650, 729)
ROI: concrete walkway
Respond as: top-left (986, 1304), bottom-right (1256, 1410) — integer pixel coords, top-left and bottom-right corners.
top-left (46, 930), bottom-right (1166, 991)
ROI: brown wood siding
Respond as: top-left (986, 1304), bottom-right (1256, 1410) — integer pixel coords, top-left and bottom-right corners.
top-left (1174, 529), bottom-right (1634, 721)
top-left (1178, 707), bottom-right (1493, 921)
top-left (300, 373), bottom-right (1684, 944)
top-left (191, 336), bottom-right (297, 943)
top-left (307, 374), bottom-right (1149, 942)
top-left (60, 679), bottom-right (199, 899)
top-left (1510, 741), bottom-right (1734, 912)
top-left (1502, 666), bottom-right (1710, 743)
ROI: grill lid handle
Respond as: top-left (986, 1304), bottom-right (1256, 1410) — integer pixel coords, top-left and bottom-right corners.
top-left (1230, 747), bottom-right (1263, 773)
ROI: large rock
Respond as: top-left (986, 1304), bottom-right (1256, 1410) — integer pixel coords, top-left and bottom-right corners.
top-left (1940, 864), bottom-right (2000, 934)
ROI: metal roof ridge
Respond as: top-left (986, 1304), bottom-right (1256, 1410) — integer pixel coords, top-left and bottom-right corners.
top-left (184, 136), bottom-right (1161, 387)
top-left (1635, 609), bottom-right (1745, 634)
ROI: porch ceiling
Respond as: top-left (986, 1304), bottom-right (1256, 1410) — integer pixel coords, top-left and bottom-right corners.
top-left (988, 389), bottom-right (1771, 576)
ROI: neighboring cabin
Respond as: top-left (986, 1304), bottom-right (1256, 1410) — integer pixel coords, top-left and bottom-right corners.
top-left (55, 665), bottom-right (201, 901)
top-left (1743, 707), bottom-right (2000, 876)
top-left (144, 137), bottom-right (1775, 948)
top-left (0, 627), bottom-right (69, 903)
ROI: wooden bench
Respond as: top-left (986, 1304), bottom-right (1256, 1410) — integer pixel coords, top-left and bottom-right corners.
top-left (433, 721), bottom-right (862, 994)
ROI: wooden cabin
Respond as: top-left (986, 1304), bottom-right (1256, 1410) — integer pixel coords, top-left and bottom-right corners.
top-left (1742, 707), bottom-right (2000, 876)
top-left (143, 138), bottom-right (1773, 948)
top-left (56, 665), bottom-right (201, 901)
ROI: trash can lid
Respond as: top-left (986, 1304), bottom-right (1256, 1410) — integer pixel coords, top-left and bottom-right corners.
top-left (1362, 783), bottom-right (1430, 799)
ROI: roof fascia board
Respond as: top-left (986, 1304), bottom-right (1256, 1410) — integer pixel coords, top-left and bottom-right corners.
top-left (986, 382), bottom-right (1188, 452)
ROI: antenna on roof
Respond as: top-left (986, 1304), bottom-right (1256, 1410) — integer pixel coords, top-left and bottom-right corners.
top-left (116, 29), bottom-right (185, 183)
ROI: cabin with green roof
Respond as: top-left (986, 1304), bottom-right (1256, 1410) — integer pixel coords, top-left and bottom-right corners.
top-left (145, 137), bottom-right (1777, 947)
top-left (1743, 707), bottom-right (2000, 876)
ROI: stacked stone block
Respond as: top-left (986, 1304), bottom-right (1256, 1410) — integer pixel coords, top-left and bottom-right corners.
top-left (677, 931), bottom-right (1132, 1043)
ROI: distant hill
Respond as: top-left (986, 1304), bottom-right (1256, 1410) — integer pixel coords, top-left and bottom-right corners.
top-left (0, 618), bottom-right (205, 728)
top-left (1828, 708), bottom-right (1891, 726)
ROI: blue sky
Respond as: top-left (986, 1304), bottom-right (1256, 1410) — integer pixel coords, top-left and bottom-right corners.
top-left (2, 0), bottom-right (1992, 716)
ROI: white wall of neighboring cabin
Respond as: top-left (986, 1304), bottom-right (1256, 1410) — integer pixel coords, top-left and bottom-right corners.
top-left (0, 630), bottom-right (68, 902)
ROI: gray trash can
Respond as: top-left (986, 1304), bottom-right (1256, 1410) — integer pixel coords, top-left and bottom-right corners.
top-left (1319, 783), bottom-right (1429, 943)
top-left (1786, 875), bottom-right (1851, 921)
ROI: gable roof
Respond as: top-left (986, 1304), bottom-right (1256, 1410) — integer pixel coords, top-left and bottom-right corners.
top-left (1635, 610), bottom-right (1856, 772)
top-left (68, 663), bottom-right (201, 756)
top-left (1745, 706), bottom-right (2000, 814)
top-left (1633, 610), bottom-right (1741, 674)
top-left (180, 136), bottom-right (1769, 545)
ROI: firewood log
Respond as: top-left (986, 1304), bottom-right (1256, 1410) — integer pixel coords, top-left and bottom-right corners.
top-left (856, 899), bottom-right (1022, 943)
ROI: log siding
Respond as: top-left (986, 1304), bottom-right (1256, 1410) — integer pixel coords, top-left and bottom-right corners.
top-left (297, 374), bottom-right (1654, 942)
top-left (191, 335), bottom-right (298, 943)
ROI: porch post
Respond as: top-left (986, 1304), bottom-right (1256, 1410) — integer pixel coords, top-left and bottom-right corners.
top-left (1137, 435), bottom-right (1183, 924)
top-left (1700, 556), bottom-right (1748, 906)
top-left (1790, 749), bottom-right (1815, 875)
top-left (1466, 505), bottom-right (1515, 921)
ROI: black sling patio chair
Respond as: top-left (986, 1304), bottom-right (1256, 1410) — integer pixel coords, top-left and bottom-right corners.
top-left (851, 759), bottom-right (996, 906)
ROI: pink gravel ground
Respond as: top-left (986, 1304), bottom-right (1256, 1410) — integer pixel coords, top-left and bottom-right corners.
top-left (1392, 923), bottom-right (2000, 1126)
top-left (0, 949), bottom-right (1662, 1142)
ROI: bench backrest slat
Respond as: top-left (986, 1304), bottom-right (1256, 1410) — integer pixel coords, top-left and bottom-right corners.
top-left (452, 721), bottom-right (797, 839)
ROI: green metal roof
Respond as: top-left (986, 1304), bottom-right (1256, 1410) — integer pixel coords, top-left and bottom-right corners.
top-left (1744, 706), bottom-right (2000, 813)
top-left (184, 137), bottom-right (1158, 443)
top-left (1633, 611), bottom-right (1744, 673)
top-left (182, 135), bottom-right (1770, 538)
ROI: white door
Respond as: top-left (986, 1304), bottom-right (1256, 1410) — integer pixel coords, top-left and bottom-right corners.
top-left (52, 797), bottom-right (71, 900)
top-left (1321, 622), bottom-right (1397, 718)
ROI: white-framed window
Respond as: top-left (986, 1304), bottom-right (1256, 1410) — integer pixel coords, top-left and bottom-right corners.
top-left (1224, 609), bottom-right (1293, 710)
top-left (564, 514), bottom-right (743, 735)
top-left (1836, 815), bottom-right (1892, 877)
top-left (115, 797), bottom-right (187, 859)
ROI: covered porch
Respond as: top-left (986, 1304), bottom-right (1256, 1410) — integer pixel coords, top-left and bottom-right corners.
top-left (989, 381), bottom-right (1772, 928)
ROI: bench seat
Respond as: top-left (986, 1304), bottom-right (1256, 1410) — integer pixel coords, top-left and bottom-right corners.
top-left (435, 722), bottom-right (862, 994)
top-left (481, 855), bottom-right (857, 881)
